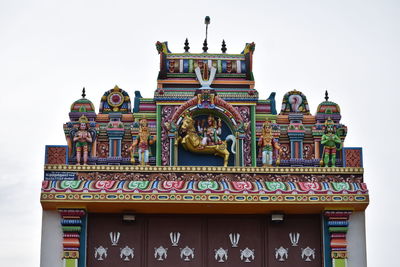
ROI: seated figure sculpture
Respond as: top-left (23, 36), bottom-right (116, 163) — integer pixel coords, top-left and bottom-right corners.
top-left (201, 115), bottom-right (222, 147)
top-left (258, 120), bottom-right (281, 167)
top-left (128, 118), bottom-right (155, 165)
top-left (73, 115), bottom-right (93, 165)
top-left (321, 118), bottom-right (342, 167)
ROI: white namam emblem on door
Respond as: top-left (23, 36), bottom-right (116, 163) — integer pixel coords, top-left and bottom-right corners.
top-left (301, 246), bottom-right (316, 261)
top-left (120, 246), bottom-right (134, 261)
top-left (180, 246), bottom-right (195, 261)
top-left (94, 246), bottom-right (108, 260)
top-left (214, 247), bottom-right (228, 263)
top-left (240, 247), bottom-right (255, 262)
top-left (275, 246), bottom-right (288, 262)
top-left (154, 246), bottom-right (168, 261)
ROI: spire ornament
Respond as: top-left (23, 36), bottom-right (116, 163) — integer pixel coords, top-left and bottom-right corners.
top-left (221, 40), bottom-right (227, 53)
top-left (325, 90), bottom-right (329, 101)
top-left (184, 38), bottom-right (190, 52)
top-left (82, 87), bottom-right (86, 98)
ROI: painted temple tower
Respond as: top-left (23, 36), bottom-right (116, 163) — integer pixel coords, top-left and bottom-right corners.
top-left (40, 38), bottom-right (368, 267)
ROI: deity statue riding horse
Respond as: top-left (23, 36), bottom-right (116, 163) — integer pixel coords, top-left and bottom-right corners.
top-left (175, 113), bottom-right (235, 167)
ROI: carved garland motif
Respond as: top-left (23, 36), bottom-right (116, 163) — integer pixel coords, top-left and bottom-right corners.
top-left (74, 172), bottom-right (364, 183)
top-left (237, 106), bottom-right (251, 166)
top-left (162, 105), bottom-right (178, 166)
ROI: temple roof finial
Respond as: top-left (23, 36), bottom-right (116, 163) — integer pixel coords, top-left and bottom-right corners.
top-left (325, 90), bottom-right (329, 101)
top-left (184, 38), bottom-right (190, 53)
top-left (221, 39), bottom-right (227, 53)
top-left (82, 87), bottom-right (86, 98)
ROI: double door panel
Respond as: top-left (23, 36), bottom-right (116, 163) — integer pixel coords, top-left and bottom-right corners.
top-left (87, 214), bottom-right (321, 267)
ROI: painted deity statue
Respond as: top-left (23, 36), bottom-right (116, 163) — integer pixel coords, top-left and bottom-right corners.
top-left (73, 115), bottom-right (93, 165)
top-left (321, 118), bottom-right (342, 167)
top-left (128, 118), bottom-right (155, 165)
top-left (200, 115), bottom-right (222, 148)
top-left (175, 112), bottom-right (235, 167)
top-left (258, 120), bottom-right (281, 167)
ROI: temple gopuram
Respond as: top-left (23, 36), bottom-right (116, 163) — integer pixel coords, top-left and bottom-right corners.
top-left (40, 34), bottom-right (368, 267)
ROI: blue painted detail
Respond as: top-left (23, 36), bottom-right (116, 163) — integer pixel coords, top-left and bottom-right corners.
top-left (84, 181), bottom-right (91, 188)
top-left (81, 195), bottom-right (92, 199)
top-left (209, 196), bottom-right (220, 200)
top-left (152, 180), bottom-right (159, 189)
top-left (355, 196), bottom-right (366, 201)
top-left (322, 182), bottom-right (330, 190)
top-left (333, 196), bottom-right (342, 201)
top-left (328, 221), bottom-right (349, 226)
top-left (132, 195), bottom-right (142, 199)
top-left (287, 182), bottom-right (296, 190)
top-left (235, 196), bottom-right (245, 200)
top-left (309, 196), bottom-right (319, 201)
top-left (222, 181), bottom-right (229, 190)
top-left (183, 195), bottom-right (194, 200)
top-left (255, 180), bottom-right (263, 190)
top-left (106, 195), bottom-right (117, 199)
top-left (158, 195), bottom-right (168, 200)
top-left (133, 91), bottom-right (142, 113)
top-left (241, 61), bottom-right (246, 73)
top-left (284, 196), bottom-right (296, 200)
top-left (55, 195), bottom-right (66, 199)
top-left (117, 181), bottom-right (124, 189)
top-left (222, 60), bottom-right (227, 73)
top-left (44, 171), bottom-right (76, 181)
top-left (61, 219), bottom-right (82, 225)
top-left (187, 181), bottom-right (194, 190)
top-left (260, 196), bottom-right (269, 201)
top-left (183, 59), bottom-right (189, 73)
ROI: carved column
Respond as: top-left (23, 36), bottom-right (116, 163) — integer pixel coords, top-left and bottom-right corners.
top-left (59, 209), bottom-right (86, 267)
top-left (324, 210), bottom-right (352, 267)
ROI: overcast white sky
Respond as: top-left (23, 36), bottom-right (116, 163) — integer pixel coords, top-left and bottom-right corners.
top-left (0, 0), bottom-right (399, 266)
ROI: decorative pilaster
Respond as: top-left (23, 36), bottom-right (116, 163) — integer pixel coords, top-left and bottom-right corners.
top-left (107, 113), bottom-right (125, 158)
top-left (287, 113), bottom-right (305, 160)
top-left (59, 209), bottom-right (86, 267)
top-left (324, 210), bottom-right (352, 267)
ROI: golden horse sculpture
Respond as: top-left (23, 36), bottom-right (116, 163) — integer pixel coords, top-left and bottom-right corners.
top-left (175, 115), bottom-right (236, 167)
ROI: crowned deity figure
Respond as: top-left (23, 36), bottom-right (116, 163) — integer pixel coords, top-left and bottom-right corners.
top-left (321, 118), bottom-right (342, 167)
top-left (73, 115), bottom-right (93, 165)
top-left (128, 118), bottom-right (155, 165)
top-left (200, 115), bottom-right (222, 147)
top-left (258, 120), bottom-right (281, 167)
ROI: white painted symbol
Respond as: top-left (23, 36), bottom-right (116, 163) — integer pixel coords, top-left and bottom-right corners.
top-left (240, 247), bottom-right (255, 263)
top-left (214, 247), bottom-right (228, 263)
top-left (289, 232), bottom-right (300, 246)
top-left (110, 232), bottom-right (120, 246)
top-left (154, 246), bottom-right (168, 261)
top-left (229, 233), bottom-right (240, 247)
top-left (170, 232), bottom-right (181, 247)
top-left (301, 247), bottom-right (316, 261)
top-left (180, 246), bottom-right (195, 261)
top-left (195, 66), bottom-right (217, 89)
top-left (94, 246), bottom-right (108, 260)
top-left (275, 246), bottom-right (288, 262)
top-left (120, 246), bottom-right (134, 261)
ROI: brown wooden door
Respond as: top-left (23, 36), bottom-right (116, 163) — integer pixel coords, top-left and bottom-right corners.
top-left (267, 215), bottom-right (322, 267)
top-left (87, 214), bottom-right (322, 267)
